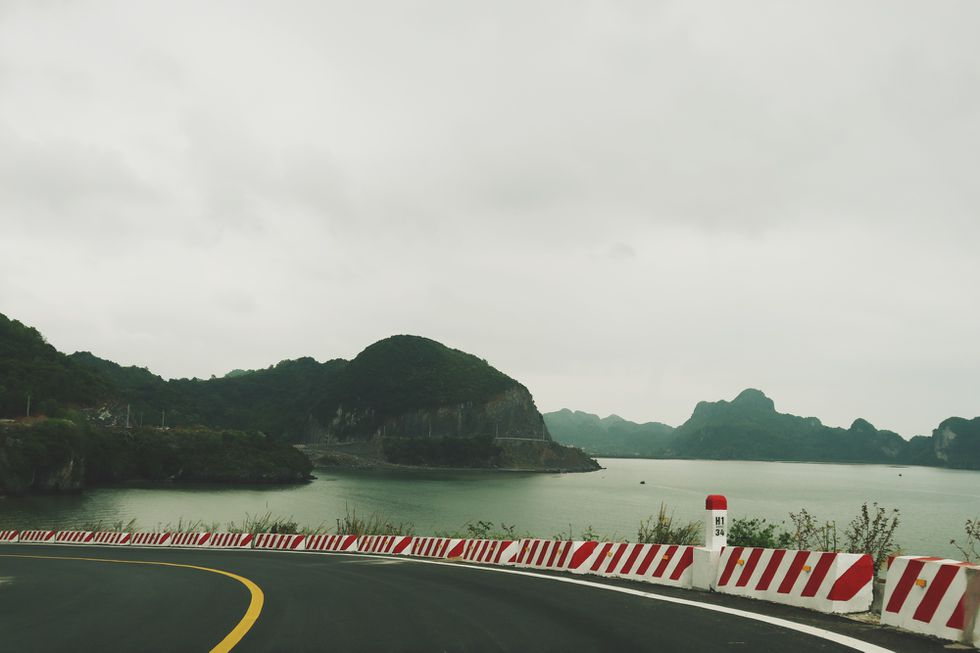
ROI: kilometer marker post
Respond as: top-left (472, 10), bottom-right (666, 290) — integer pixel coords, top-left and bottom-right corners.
top-left (704, 494), bottom-right (728, 551)
top-left (692, 494), bottom-right (728, 590)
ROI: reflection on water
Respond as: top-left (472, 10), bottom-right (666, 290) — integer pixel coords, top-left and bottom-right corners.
top-left (1, 459), bottom-right (976, 558)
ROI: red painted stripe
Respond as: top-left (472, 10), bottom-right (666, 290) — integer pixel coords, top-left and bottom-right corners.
top-left (569, 541), bottom-right (600, 570)
top-left (605, 543), bottom-right (630, 574)
top-left (546, 541), bottom-right (562, 567)
top-left (555, 541), bottom-right (573, 568)
top-left (827, 555), bottom-right (873, 602)
top-left (520, 541), bottom-right (535, 564)
top-left (619, 544), bottom-right (645, 575)
top-left (946, 595), bottom-right (965, 630)
top-left (801, 552), bottom-right (836, 597)
top-left (635, 545), bottom-right (662, 576)
top-left (490, 541), bottom-right (514, 565)
top-left (756, 549), bottom-right (786, 591)
top-left (885, 558), bottom-right (927, 613)
top-left (478, 540), bottom-right (490, 561)
top-left (669, 547), bottom-right (694, 581)
top-left (445, 541), bottom-right (463, 558)
top-left (590, 543), bottom-right (615, 572)
top-left (777, 551), bottom-right (811, 594)
top-left (717, 547), bottom-right (745, 587)
top-left (652, 545), bottom-right (679, 578)
top-left (736, 548), bottom-right (765, 587)
top-left (394, 537), bottom-right (412, 554)
top-left (535, 541), bottom-right (551, 566)
top-left (912, 564), bottom-right (960, 623)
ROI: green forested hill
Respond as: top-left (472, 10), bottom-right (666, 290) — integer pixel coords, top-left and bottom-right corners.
top-left (542, 409), bottom-right (674, 456)
top-left (0, 314), bottom-right (112, 417)
top-left (70, 351), bottom-right (346, 441)
top-left (310, 335), bottom-right (523, 428)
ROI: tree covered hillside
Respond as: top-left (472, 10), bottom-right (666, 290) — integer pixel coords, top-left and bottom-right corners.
top-left (311, 335), bottom-right (530, 436)
top-left (543, 409), bottom-right (673, 457)
top-left (0, 314), bottom-right (112, 417)
top-left (70, 351), bottom-right (346, 441)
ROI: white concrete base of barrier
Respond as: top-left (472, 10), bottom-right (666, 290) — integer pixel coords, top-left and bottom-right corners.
top-left (881, 555), bottom-right (980, 645)
top-left (714, 546), bottom-right (873, 614)
top-left (692, 547), bottom-right (720, 591)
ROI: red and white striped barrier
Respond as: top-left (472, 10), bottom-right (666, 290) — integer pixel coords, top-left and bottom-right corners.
top-left (18, 530), bottom-right (56, 544)
top-left (306, 534), bottom-right (359, 553)
top-left (512, 539), bottom-right (578, 571)
top-left (881, 556), bottom-right (980, 645)
top-left (589, 542), bottom-right (697, 588)
top-left (55, 531), bottom-right (94, 545)
top-left (254, 533), bottom-right (307, 551)
top-left (171, 532), bottom-right (214, 547)
top-left (0, 530), bottom-right (19, 543)
top-left (458, 539), bottom-right (520, 566)
top-left (131, 532), bottom-right (173, 547)
top-left (208, 533), bottom-right (254, 549)
top-left (91, 532), bottom-right (132, 546)
top-left (714, 547), bottom-right (873, 613)
top-left (409, 537), bottom-right (465, 559)
top-left (357, 535), bottom-right (414, 556)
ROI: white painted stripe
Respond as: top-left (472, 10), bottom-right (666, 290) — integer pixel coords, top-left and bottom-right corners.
top-left (342, 552), bottom-right (894, 653)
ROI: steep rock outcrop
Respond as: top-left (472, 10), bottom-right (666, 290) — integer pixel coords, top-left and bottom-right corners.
top-left (320, 386), bottom-right (550, 443)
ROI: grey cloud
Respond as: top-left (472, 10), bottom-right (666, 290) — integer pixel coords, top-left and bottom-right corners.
top-left (0, 0), bottom-right (978, 436)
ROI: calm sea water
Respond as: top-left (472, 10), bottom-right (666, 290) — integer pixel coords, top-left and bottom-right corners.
top-left (1, 459), bottom-right (976, 559)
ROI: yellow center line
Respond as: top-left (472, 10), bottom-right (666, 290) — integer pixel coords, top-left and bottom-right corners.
top-left (0, 553), bottom-right (264, 652)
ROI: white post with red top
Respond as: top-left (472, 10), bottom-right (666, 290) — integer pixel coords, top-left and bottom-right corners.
top-left (704, 494), bottom-right (728, 551)
top-left (693, 494), bottom-right (728, 590)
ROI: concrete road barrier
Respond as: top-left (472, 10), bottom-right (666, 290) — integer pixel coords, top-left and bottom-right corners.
top-left (306, 534), bottom-right (358, 553)
top-left (410, 537), bottom-right (465, 559)
top-left (131, 532), bottom-right (173, 547)
top-left (55, 531), bottom-right (94, 545)
top-left (458, 539), bottom-right (520, 565)
top-left (596, 542), bottom-right (697, 589)
top-left (171, 533), bottom-right (214, 548)
top-left (18, 530), bottom-right (56, 544)
top-left (512, 539), bottom-right (578, 571)
top-left (714, 546), bottom-right (873, 614)
top-left (357, 535), bottom-right (413, 555)
top-left (881, 555), bottom-right (980, 645)
top-left (254, 533), bottom-right (306, 550)
top-left (207, 533), bottom-right (254, 549)
top-left (0, 530), bottom-right (19, 543)
top-left (91, 532), bottom-right (132, 545)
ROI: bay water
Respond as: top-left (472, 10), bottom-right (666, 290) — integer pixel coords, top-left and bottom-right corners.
top-left (1, 459), bottom-right (976, 559)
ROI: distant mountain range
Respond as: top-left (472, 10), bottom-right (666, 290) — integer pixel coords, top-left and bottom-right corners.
top-left (545, 388), bottom-right (980, 470)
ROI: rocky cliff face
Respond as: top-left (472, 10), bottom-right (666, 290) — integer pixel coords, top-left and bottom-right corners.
top-left (932, 417), bottom-right (980, 469)
top-left (317, 386), bottom-right (551, 444)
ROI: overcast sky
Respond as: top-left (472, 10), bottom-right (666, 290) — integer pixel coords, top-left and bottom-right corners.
top-left (1, 1), bottom-right (978, 437)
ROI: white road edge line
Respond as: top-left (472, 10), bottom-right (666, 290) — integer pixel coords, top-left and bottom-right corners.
top-left (17, 543), bottom-right (894, 653)
top-left (342, 552), bottom-right (895, 653)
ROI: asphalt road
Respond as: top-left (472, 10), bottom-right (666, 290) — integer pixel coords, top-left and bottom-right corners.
top-left (0, 544), bottom-right (948, 652)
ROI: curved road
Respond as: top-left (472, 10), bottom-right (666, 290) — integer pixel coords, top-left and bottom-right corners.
top-left (0, 544), bottom-right (945, 652)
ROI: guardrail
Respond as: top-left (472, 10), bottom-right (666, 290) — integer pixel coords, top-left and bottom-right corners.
top-left (2, 496), bottom-right (977, 647)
